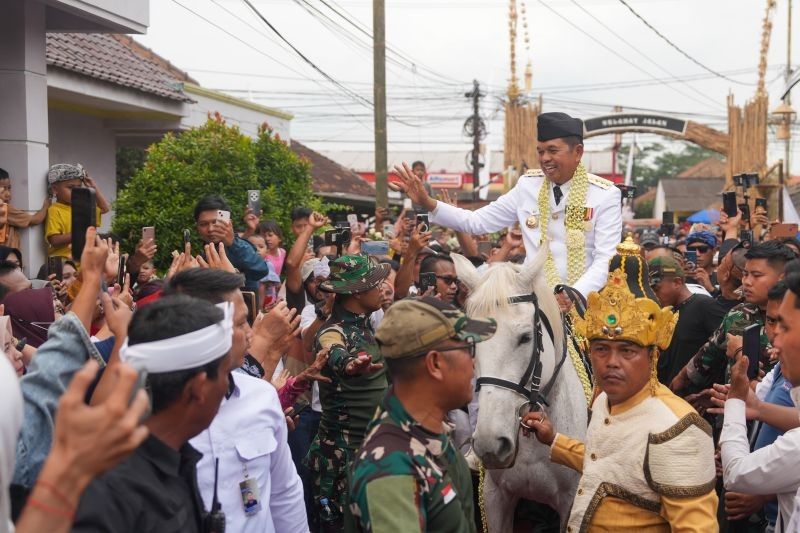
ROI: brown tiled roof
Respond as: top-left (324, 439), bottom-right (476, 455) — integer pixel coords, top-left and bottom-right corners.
top-left (291, 140), bottom-right (375, 198)
top-left (676, 157), bottom-right (726, 178)
top-left (46, 33), bottom-right (193, 102)
top-left (660, 177), bottom-right (724, 212)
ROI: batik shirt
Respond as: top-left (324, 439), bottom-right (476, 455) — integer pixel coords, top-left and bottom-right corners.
top-left (685, 302), bottom-right (771, 389)
top-left (315, 304), bottom-right (388, 450)
top-left (349, 392), bottom-right (476, 533)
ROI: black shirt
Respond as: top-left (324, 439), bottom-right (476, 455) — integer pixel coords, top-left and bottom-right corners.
top-left (657, 294), bottom-right (727, 385)
top-left (72, 436), bottom-right (206, 533)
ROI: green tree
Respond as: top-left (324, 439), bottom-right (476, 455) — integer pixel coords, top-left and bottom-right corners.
top-left (112, 116), bottom-right (326, 270)
top-left (617, 141), bottom-right (722, 193)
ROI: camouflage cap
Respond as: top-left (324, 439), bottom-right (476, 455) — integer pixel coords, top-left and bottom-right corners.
top-left (648, 256), bottom-right (685, 285)
top-left (375, 296), bottom-right (496, 359)
top-left (318, 254), bottom-right (391, 295)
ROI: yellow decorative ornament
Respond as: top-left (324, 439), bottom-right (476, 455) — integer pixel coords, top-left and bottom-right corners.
top-left (536, 162), bottom-right (593, 401)
top-left (573, 267), bottom-right (678, 350)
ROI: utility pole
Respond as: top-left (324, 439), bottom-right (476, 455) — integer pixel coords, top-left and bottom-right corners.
top-left (373, 0), bottom-right (388, 208)
top-left (465, 79), bottom-right (485, 201)
top-left (786, 0), bottom-right (793, 221)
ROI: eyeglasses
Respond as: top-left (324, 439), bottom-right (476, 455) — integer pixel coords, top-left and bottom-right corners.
top-left (688, 245), bottom-right (711, 253)
top-left (436, 275), bottom-right (459, 286)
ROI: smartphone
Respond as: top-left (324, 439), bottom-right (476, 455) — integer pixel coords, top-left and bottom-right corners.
top-left (217, 210), bottom-right (231, 222)
top-left (416, 213), bottom-right (430, 232)
top-left (755, 198), bottom-right (767, 211)
top-left (403, 198), bottom-right (413, 210)
top-left (404, 210), bottom-right (416, 221)
top-left (743, 324), bottom-right (761, 380)
top-left (183, 229), bottom-right (191, 246)
top-left (418, 272), bottom-right (437, 294)
top-left (116, 255), bottom-right (127, 287)
top-left (47, 256), bottom-right (63, 281)
top-left (382, 223), bottom-right (395, 239)
top-left (71, 187), bottom-right (97, 260)
top-left (722, 191), bottom-right (738, 217)
top-left (361, 240), bottom-right (390, 256)
top-left (684, 250), bottom-right (698, 267)
top-left (662, 211), bottom-right (674, 225)
top-left (247, 190), bottom-right (262, 217)
top-left (477, 241), bottom-right (493, 256)
top-left (241, 290), bottom-right (258, 326)
top-left (286, 399), bottom-right (310, 418)
top-left (770, 223), bottom-right (799, 239)
top-left (738, 203), bottom-right (750, 221)
top-left (347, 213), bottom-right (358, 227)
top-left (142, 226), bottom-right (155, 243)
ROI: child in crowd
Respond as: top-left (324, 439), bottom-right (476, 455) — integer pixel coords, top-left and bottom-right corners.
top-left (256, 220), bottom-right (286, 275)
top-left (0, 167), bottom-right (49, 249)
top-left (247, 234), bottom-right (269, 259)
top-left (45, 163), bottom-right (110, 259)
top-left (137, 260), bottom-right (157, 286)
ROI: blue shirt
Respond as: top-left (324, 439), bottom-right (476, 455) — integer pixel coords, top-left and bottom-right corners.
top-left (753, 364), bottom-right (795, 525)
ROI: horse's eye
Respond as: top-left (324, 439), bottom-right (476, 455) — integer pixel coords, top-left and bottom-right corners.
top-left (517, 333), bottom-right (532, 346)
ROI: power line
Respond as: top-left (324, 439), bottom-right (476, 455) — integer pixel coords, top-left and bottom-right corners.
top-left (536, 0), bottom-right (725, 110)
top-left (616, 0), bottom-right (753, 86)
top-left (568, 0), bottom-right (726, 108)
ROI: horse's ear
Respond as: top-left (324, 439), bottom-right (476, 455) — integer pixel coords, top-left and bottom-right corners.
top-left (518, 239), bottom-right (549, 291)
top-left (451, 253), bottom-right (480, 291)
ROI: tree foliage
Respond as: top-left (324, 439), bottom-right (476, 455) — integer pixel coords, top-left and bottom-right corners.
top-left (112, 115), bottom-right (326, 270)
top-left (617, 141), bottom-right (722, 193)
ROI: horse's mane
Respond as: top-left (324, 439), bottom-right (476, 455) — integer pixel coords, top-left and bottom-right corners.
top-left (466, 262), bottom-right (564, 356)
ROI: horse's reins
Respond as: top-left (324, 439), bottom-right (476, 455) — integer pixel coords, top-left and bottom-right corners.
top-left (473, 285), bottom-right (588, 467)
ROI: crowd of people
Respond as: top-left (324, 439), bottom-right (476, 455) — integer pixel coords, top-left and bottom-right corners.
top-left (1, 111), bottom-right (800, 532)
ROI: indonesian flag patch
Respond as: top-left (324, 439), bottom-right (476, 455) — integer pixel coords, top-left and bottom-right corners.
top-left (441, 483), bottom-right (456, 505)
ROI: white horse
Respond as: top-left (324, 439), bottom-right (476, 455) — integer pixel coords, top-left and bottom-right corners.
top-left (452, 244), bottom-right (588, 531)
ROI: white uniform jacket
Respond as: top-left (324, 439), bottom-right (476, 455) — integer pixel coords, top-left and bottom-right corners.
top-left (191, 373), bottom-right (308, 533)
top-left (429, 170), bottom-right (622, 296)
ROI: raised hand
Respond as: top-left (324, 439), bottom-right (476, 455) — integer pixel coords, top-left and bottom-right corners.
top-left (296, 348), bottom-right (332, 384)
top-left (80, 228), bottom-right (109, 280)
top-left (391, 162), bottom-right (436, 211)
top-left (345, 354), bottom-right (383, 376)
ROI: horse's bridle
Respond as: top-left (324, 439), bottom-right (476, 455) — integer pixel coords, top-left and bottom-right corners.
top-left (475, 292), bottom-right (564, 411)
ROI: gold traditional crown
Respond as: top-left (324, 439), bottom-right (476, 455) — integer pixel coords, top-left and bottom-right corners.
top-left (573, 236), bottom-right (678, 350)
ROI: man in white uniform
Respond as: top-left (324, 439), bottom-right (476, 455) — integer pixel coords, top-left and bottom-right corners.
top-left (393, 112), bottom-right (622, 300)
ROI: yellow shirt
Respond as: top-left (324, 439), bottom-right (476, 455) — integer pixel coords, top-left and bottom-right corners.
top-left (550, 384), bottom-right (719, 533)
top-left (45, 202), bottom-right (101, 258)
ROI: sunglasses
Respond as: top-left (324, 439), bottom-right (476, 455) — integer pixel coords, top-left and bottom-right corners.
top-left (436, 275), bottom-right (459, 286)
top-left (688, 245), bottom-right (711, 253)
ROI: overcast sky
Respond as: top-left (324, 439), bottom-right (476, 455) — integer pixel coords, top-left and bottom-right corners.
top-left (136, 0), bottom-right (796, 167)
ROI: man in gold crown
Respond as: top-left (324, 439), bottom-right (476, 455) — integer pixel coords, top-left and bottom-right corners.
top-left (521, 236), bottom-right (719, 532)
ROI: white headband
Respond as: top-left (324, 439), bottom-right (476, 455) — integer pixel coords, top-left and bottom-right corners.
top-left (119, 301), bottom-right (234, 374)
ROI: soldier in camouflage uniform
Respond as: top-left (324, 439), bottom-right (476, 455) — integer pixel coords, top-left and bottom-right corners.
top-left (348, 297), bottom-right (497, 532)
top-left (305, 254), bottom-right (391, 530)
top-left (671, 241), bottom-right (796, 392)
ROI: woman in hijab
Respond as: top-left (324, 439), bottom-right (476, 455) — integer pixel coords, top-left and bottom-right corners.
top-left (3, 287), bottom-right (56, 348)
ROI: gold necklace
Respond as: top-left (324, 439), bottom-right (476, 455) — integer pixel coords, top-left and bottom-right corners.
top-left (536, 162), bottom-right (593, 401)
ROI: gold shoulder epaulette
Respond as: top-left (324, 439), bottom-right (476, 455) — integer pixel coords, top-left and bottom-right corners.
top-left (521, 169), bottom-right (545, 178)
top-left (588, 174), bottom-right (613, 189)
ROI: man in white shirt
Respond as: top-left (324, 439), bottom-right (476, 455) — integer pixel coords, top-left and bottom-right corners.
top-left (721, 260), bottom-right (800, 532)
top-left (166, 268), bottom-right (307, 533)
top-left (391, 112), bottom-right (622, 302)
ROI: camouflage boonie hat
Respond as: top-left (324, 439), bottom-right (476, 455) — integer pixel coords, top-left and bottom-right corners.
top-left (375, 296), bottom-right (497, 359)
top-left (318, 254), bottom-right (391, 294)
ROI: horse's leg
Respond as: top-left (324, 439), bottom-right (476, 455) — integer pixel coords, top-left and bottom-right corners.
top-left (484, 472), bottom-right (518, 533)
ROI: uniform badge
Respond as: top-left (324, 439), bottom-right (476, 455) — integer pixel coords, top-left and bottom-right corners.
top-left (584, 207), bottom-right (594, 231)
top-left (526, 214), bottom-right (538, 229)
